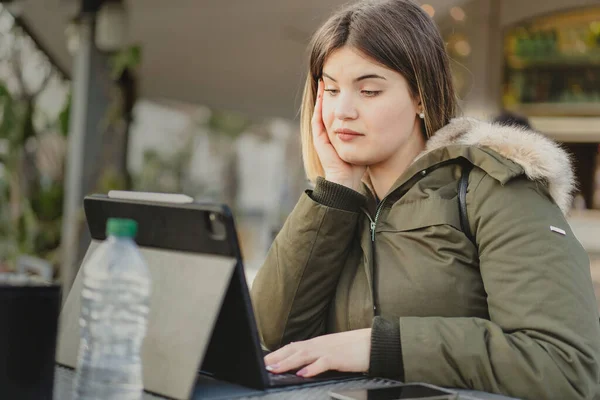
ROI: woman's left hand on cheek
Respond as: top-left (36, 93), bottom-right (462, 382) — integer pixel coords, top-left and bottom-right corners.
top-left (264, 328), bottom-right (372, 378)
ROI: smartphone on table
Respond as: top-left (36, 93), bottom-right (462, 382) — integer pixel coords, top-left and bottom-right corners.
top-left (329, 383), bottom-right (458, 400)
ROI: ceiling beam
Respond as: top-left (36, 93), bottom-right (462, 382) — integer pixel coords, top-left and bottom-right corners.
top-left (0, 2), bottom-right (70, 79)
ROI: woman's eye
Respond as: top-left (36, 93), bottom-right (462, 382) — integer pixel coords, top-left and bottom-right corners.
top-left (362, 90), bottom-right (382, 97)
top-left (324, 89), bottom-right (339, 96)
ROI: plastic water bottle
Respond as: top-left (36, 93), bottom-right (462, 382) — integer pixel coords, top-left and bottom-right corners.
top-left (73, 218), bottom-right (151, 400)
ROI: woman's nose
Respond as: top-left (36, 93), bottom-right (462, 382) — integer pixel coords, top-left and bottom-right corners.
top-left (334, 95), bottom-right (358, 120)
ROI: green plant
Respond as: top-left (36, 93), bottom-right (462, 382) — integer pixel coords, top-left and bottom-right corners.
top-left (109, 45), bottom-right (142, 80)
top-left (0, 79), bottom-right (69, 272)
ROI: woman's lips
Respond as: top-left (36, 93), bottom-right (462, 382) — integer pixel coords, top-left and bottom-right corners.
top-left (335, 129), bottom-right (363, 142)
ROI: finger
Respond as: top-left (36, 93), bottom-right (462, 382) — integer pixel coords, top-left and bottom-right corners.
top-left (296, 356), bottom-right (332, 378)
top-left (269, 348), bottom-right (318, 374)
top-left (311, 79), bottom-right (326, 140)
top-left (264, 342), bottom-right (297, 367)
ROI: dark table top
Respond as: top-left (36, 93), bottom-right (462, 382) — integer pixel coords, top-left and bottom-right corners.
top-left (55, 366), bottom-right (519, 400)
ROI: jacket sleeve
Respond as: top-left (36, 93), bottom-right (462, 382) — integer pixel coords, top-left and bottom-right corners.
top-left (370, 174), bottom-right (600, 400)
top-left (250, 177), bottom-right (366, 351)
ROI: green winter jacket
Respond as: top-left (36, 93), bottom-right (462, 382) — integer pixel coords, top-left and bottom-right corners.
top-left (250, 118), bottom-right (600, 400)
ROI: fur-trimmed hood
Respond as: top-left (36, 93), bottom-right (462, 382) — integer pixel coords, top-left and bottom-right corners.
top-left (422, 117), bottom-right (575, 214)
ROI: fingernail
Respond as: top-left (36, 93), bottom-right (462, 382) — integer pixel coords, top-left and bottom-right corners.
top-left (296, 368), bottom-right (308, 377)
top-left (266, 364), bottom-right (279, 372)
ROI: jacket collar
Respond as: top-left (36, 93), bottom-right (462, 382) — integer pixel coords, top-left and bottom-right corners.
top-left (423, 117), bottom-right (574, 215)
top-left (363, 117), bottom-right (575, 215)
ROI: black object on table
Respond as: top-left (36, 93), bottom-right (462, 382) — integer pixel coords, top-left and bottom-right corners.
top-left (0, 283), bottom-right (61, 400)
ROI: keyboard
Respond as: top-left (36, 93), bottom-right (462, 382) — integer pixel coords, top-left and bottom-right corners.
top-left (267, 370), bottom-right (365, 387)
top-left (268, 372), bottom-right (310, 386)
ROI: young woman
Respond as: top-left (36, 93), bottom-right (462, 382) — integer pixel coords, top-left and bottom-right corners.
top-left (250, 1), bottom-right (600, 399)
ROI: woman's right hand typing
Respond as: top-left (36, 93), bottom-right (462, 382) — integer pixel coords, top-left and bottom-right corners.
top-left (312, 79), bottom-right (367, 192)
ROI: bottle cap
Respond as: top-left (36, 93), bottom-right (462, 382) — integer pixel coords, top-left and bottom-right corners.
top-left (106, 218), bottom-right (138, 238)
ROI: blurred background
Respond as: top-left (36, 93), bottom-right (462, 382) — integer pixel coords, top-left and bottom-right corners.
top-left (0, 0), bottom-right (599, 305)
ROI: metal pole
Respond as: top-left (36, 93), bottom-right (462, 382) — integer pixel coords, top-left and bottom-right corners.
top-left (60, 14), bottom-right (94, 299)
top-left (60, 9), bottom-right (111, 299)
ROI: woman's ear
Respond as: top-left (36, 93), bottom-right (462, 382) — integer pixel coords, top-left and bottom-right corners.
top-left (414, 96), bottom-right (423, 117)
top-left (415, 96), bottom-right (423, 111)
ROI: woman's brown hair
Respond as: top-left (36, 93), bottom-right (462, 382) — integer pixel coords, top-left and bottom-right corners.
top-left (300, 0), bottom-right (457, 181)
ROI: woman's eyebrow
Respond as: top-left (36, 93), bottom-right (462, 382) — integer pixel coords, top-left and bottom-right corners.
top-left (322, 72), bottom-right (387, 82)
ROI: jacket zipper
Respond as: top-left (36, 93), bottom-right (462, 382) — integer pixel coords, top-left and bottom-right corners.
top-left (371, 203), bottom-right (384, 241)
top-left (363, 200), bottom-right (386, 316)
top-left (363, 194), bottom-right (386, 240)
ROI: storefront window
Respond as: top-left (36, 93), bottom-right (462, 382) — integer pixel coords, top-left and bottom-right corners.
top-left (502, 6), bottom-right (600, 116)
top-left (502, 7), bottom-right (600, 210)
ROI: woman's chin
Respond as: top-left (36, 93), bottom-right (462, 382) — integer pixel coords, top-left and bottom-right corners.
top-left (338, 152), bottom-right (370, 166)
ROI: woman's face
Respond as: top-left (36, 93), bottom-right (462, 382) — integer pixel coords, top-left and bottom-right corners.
top-left (321, 46), bottom-right (423, 167)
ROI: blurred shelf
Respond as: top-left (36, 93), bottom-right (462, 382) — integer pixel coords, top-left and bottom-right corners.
top-left (529, 116), bottom-right (600, 142)
top-left (507, 54), bottom-right (600, 70)
top-left (506, 102), bottom-right (600, 117)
